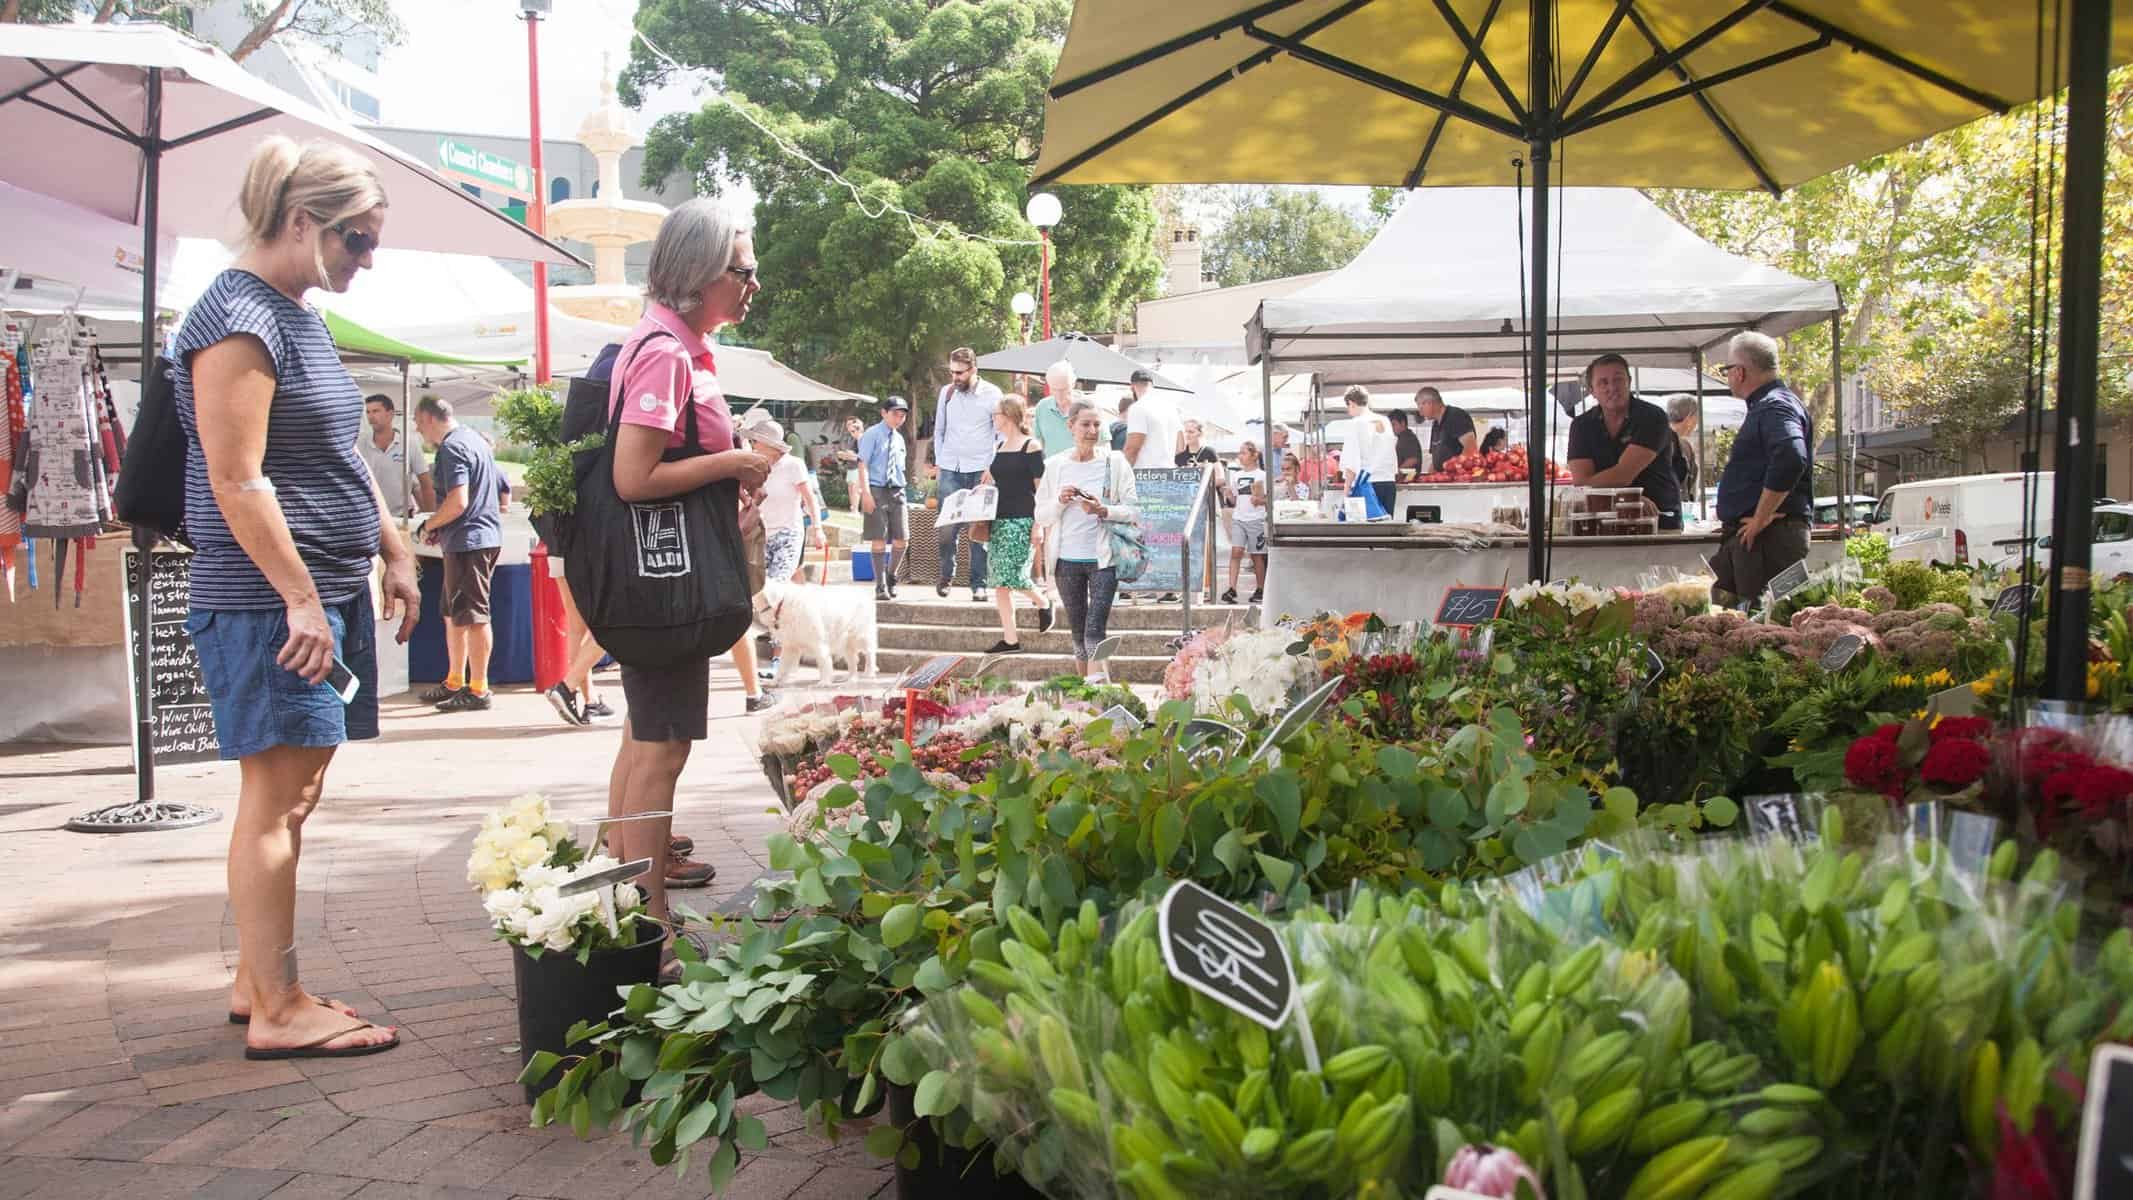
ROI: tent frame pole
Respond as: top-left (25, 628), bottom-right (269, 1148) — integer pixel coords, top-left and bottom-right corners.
top-left (1692, 350), bottom-right (1707, 521)
top-left (1523, 0), bottom-right (1552, 583)
top-left (1831, 305), bottom-right (1846, 536)
top-left (2045, 0), bottom-right (2112, 701)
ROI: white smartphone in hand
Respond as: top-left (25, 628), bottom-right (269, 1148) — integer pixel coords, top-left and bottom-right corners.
top-left (324, 657), bottom-right (361, 705)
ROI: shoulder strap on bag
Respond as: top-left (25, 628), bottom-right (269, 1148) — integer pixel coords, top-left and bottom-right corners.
top-left (603, 329), bottom-right (687, 460)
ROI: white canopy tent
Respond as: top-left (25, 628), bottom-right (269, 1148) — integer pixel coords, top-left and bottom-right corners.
top-left (1246, 187), bottom-right (1841, 527)
top-left (0, 181), bottom-right (178, 312)
top-left (1247, 187), bottom-right (1840, 388)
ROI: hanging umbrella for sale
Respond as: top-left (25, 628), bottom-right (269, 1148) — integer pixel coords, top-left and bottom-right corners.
top-left (974, 331), bottom-right (1195, 391)
top-left (1030, 0), bottom-right (2129, 699)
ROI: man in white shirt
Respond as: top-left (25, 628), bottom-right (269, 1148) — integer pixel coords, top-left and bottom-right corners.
top-left (1121, 368), bottom-right (1181, 470)
top-left (1343, 386), bottom-right (1399, 515)
top-left (933, 346), bottom-right (1003, 601)
top-left (358, 393), bottom-right (431, 517)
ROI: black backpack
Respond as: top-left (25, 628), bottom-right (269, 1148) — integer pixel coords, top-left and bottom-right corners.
top-left (113, 355), bottom-right (190, 547)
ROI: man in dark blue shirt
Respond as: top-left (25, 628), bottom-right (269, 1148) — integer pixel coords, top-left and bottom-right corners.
top-left (1711, 332), bottom-right (1814, 607)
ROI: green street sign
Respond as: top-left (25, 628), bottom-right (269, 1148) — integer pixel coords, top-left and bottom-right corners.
top-left (437, 138), bottom-right (534, 200)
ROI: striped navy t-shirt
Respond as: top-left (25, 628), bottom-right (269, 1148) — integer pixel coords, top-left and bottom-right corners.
top-left (173, 269), bottom-right (380, 610)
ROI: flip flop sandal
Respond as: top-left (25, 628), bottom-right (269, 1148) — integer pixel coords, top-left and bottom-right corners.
top-left (243, 1020), bottom-right (399, 1061)
top-left (227, 995), bottom-right (354, 1025)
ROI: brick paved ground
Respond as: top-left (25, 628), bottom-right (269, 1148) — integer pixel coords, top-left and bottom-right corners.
top-left (0, 668), bottom-right (895, 1199)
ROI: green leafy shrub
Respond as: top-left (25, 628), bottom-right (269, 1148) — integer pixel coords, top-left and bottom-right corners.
top-left (493, 385), bottom-right (603, 516)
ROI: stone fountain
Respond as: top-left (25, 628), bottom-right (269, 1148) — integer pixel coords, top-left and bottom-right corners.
top-left (544, 60), bottom-right (668, 326)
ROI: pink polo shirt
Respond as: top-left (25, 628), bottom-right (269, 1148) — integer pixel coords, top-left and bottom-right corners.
top-left (610, 302), bottom-right (734, 453)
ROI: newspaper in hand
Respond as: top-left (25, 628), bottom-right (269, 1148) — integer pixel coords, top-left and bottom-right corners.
top-left (937, 484), bottom-right (999, 527)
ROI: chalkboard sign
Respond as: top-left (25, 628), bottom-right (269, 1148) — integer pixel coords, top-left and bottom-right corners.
top-left (1120, 466), bottom-right (1212, 594)
top-left (1764, 559), bottom-right (1811, 602)
top-left (1992, 584), bottom-right (2035, 618)
top-left (1159, 879), bottom-right (1297, 1029)
top-left (1820, 633), bottom-right (1865, 672)
top-left (1405, 504), bottom-right (1443, 524)
top-left (1437, 586), bottom-right (1506, 628)
top-left (895, 653), bottom-right (965, 692)
top-left (123, 548), bottom-right (219, 768)
top-left (2075, 1043), bottom-right (2133, 1200)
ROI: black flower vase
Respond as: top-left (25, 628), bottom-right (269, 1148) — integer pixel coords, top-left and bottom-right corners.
top-left (886, 1082), bottom-right (1044, 1200)
top-left (513, 927), bottom-right (663, 1103)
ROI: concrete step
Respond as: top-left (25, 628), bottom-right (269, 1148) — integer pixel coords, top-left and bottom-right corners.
top-left (874, 646), bottom-right (1170, 685)
top-left (874, 598), bottom-right (1252, 632)
top-left (874, 622), bottom-right (1179, 657)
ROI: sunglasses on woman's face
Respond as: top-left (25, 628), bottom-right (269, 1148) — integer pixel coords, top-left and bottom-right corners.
top-left (329, 222), bottom-right (379, 258)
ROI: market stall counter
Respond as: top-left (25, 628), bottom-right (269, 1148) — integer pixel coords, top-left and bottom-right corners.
top-left (1260, 525), bottom-right (1844, 623)
top-left (407, 510), bottom-right (538, 685)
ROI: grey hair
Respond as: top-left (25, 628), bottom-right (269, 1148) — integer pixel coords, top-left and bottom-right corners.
top-left (1046, 360), bottom-right (1076, 390)
top-left (646, 198), bottom-right (742, 315)
top-left (414, 394), bottom-right (451, 422)
top-left (1729, 331), bottom-right (1780, 373)
top-left (1665, 394), bottom-right (1700, 423)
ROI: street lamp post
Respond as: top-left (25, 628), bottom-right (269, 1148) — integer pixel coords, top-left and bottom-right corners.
top-left (1010, 291), bottom-right (1036, 344)
top-left (520, 0), bottom-right (552, 383)
top-left (1025, 192), bottom-right (1060, 340)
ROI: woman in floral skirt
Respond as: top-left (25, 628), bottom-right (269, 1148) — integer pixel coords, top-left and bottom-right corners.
top-left (982, 394), bottom-right (1054, 653)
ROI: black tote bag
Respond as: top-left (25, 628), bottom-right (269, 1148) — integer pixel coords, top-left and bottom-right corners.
top-left (565, 336), bottom-right (752, 668)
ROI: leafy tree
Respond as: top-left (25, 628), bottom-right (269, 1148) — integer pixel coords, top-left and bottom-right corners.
top-left (1193, 185), bottom-right (1374, 288)
top-left (621, 0), bottom-right (1163, 409)
top-left (1650, 66), bottom-right (2133, 463)
top-left (1, 0), bottom-right (404, 62)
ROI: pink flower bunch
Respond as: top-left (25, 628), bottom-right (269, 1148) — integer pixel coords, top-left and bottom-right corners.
top-left (1163, 626), bottom-right (1234, 700)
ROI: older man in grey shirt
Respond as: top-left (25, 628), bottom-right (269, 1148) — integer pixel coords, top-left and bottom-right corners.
top-left (932, 345), bottom-right (1002, 600)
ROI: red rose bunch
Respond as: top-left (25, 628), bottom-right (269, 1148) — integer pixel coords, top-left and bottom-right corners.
top-left (1930, 716), bottom-right (1993, 744)
top-left (1919, 736), bottom-right (1992, 788)
top-left (1844, 724), bottom-right (1910, 798)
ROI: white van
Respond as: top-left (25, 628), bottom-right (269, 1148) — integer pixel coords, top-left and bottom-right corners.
top-left (1874, 473), bottom-right (2054, 566)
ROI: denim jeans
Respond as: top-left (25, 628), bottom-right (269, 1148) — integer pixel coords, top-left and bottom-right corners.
top-left (937, 468), bottom-right (989, 587)
top-left (1054, 559), bottom-right (1118, 663)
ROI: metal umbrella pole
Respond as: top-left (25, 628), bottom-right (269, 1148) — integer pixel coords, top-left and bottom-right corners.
top-left (2044, 0), bottom-right (2112, 701)
top-left (1522, 0), bottom-right (1553, 583)
top-left (77, 64), bottom-right (219, 834)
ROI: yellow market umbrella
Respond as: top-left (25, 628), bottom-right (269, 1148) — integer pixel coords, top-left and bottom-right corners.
top-left (1034, 1), bottom-right (2133, 192)
top-left (1034, 0), bottom-right (2128, 700)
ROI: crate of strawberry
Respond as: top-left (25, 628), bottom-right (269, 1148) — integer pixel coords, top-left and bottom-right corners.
top-left (1415, 445), bottom-right (1572, 483)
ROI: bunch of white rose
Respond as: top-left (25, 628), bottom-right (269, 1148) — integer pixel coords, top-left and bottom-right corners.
top-left (1504, 579), bottom-right (1613, 615)
top-left (1191, 627), bottom-right (1316, 715)
top-left (466, 793), bottom-right (573, 894)
top-left (946, 695), bottom-right (1094, 748)
top-left (757, 704), bottom-right (861, 758)
top-left (480, 857), bottom-right (645, 957)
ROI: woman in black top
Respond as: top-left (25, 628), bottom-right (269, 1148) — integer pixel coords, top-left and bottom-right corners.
top-left (981, 395), bottom-right (1054, 652)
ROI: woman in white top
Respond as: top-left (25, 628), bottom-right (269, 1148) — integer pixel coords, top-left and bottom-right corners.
top-left (1221, 440), bottom-right (1269, 605)
top-left (743, 416), bottom-right (820, 583)
top-left (1033, 400), bottom-right (1140, 676)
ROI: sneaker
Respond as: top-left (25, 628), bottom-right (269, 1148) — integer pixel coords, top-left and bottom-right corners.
top-left (1220, 588), bottom-right (1238, 604)
top-left (1249, 590), bottom-right (1264, 604)
top-left (1159, 593), bottom-right (1178, 603)
top-left (936, 583), bottom-right (950, 598)
top-left (745, 692), bottom-right (779, 714)
top-left (582, 699), bottom-right (617, 722)
top-left (545, 681), bottom-right (585, 726)
top-left (759, 660), bottom-right (780, 681)
top-left (1036, 605), bottom-right (1056, 634)
top-left (876, 586), bottom-right (891, 601)
top-left (887, 581), bottom-right (900, 599)
top-left (972, 588), bottom-right (989, 603)
top-left (438, 689), bottom-right (493, 713)
top-left (986, 640), bottom-right (1024, 655)
top-left (419, 682), bottom-right (459, 704)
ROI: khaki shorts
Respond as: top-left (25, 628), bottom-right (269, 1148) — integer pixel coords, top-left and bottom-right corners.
top-left (863, 485), bottom-right (909, 542)
top-left (442, 547), bottom-right (501, 626)
top-left (1712, 516), bottom-right (1810, 604)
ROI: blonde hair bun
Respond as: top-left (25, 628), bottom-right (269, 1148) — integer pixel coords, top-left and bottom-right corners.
top-left (236, 135), bottom-right (385, 250)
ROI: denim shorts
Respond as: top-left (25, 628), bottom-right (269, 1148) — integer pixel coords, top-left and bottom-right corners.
top-left (185, 590), bottom-right (380, 761)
